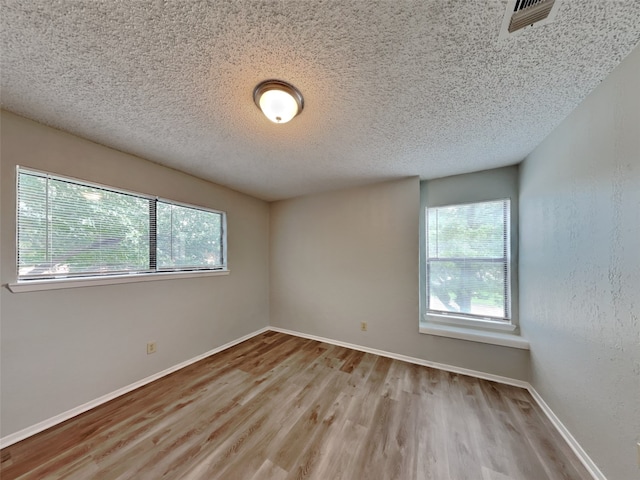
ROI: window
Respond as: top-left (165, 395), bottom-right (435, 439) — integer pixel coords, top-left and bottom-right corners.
top-left (156, 201), bottom-right (225, 271)
top-left (426, 199), bottom-right (510, 322)
top-left (16, 168), bottom-right (226, 281)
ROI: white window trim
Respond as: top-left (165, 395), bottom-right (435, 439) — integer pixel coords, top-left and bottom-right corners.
top-left (420, 321), bottom-right (529, 350)
top-left (419, 183), bottom-right (523, 346)
top-left (7, 269), bottom-right (230, 293)
top-left (425, 198), bottom-right (511, 323)
top-left (14, 166), bottom-right (228, 287)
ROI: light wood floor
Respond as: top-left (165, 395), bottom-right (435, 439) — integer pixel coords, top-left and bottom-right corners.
top-left (1, 331), bottom-right (591, 480)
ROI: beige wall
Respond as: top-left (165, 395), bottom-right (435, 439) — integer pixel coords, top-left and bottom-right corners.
top-left (0, 111), bottom-right (270, 437)
top-left (270, 177), bottom-right (531, 380)
top-left (519, 45), bottom-right (640, 480)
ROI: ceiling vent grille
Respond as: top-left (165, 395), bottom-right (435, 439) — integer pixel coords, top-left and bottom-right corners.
top-left (510, 0), bottom-right (555, 32)
top-left (499, 0), bottom-right (562, 39)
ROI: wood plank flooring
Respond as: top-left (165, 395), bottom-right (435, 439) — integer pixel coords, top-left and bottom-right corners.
top-left (0, 332), bottom-right (591, 479)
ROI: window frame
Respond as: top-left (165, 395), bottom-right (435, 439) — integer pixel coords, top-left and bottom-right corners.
top-left (425, 198), bottom-right (512, 323)
top-left (418, 171), bottom-right (526, 349)
top-left (11, 167), bottom-right (228, 291)
top-left (154, 197), bottom-right (227, 273)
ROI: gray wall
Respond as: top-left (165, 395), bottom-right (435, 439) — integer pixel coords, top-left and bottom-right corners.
top-left (419, 166), bottom-right (520, 328)
top-left (270, 177), bottom-right (530, 380)
top-left (519, 45), bottom-right (640, 480)
top-left (0, 111), bottom-right (270, 437)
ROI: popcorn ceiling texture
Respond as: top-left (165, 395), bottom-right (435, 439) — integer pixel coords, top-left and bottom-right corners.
top-left (1, 0), bottom-right (640, 200)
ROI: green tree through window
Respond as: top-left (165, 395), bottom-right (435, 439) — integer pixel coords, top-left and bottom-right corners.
top-left (17, 168), bottom-right (226, 279)
top-left (157, 202), bottom-right (223, 270)
top-left (426, 199), bottom-right (510, 320)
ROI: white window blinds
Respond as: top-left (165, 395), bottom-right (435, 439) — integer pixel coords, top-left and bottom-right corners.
top-left (426, 199), bottom-right (511, 320)
top-left (17, 168), bottom-right (226, 280)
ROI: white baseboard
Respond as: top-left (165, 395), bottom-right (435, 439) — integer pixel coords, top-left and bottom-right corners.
top-left (0, 326), bottom-right (269, 449)
top-left (526, 386), bottom-right (606, 480)
top-left (0, 325), bottom-right (605, 480)
top-left (268, 326), bottom-right (605, 480)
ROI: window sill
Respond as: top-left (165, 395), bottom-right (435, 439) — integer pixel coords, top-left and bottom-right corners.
top-left (6, 270), bottom-right (230, 293)
top-left (420, 322), bottom-right (529, 350)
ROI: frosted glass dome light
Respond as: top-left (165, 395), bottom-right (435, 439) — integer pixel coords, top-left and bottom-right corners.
top-left (253, 80), bottom-right (303, 124)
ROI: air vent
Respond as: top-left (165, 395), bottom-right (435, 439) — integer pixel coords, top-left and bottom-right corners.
top-left (499, 0), bottom-right (562, 39)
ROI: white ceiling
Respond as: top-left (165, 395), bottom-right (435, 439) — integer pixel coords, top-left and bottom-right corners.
top-left (2, 1), bottom-right (639, 201)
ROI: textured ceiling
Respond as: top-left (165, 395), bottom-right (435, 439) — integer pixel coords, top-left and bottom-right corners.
top-left (2, 1), bottom-right (639, 201)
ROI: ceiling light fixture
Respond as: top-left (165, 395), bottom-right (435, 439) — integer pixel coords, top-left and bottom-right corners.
top-left (253, 80), bottom-right (303, 124)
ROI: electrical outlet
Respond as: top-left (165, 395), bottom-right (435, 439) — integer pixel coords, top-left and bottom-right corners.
top-left (147, 342), bottom-right (157, 355)
top-left (360, 321), bottom-right (367, 332)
